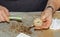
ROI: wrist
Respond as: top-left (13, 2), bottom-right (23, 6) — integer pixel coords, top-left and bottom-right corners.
top-left (46, 6), bottom-right (56, 15)
top-left (44, 8), bottom-right (53, 13)
top-left (46, 8), bottom-right (52, 12)
top-left (44, 7), bottom-right (54, 16)
top-left (43, 8), bottom-right (53, 17)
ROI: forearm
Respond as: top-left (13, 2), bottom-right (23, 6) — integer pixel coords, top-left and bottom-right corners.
top-left (45, 0), bottom-right (60, 12)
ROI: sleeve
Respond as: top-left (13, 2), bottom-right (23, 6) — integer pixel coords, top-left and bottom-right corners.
top-left (46, 0), bottom-right (60, 12)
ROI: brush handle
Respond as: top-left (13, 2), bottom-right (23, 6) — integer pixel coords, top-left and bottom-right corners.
top-left (9, 16), bottom-right (22, 22)
top-left (9, 16), bottom-right (22, 20)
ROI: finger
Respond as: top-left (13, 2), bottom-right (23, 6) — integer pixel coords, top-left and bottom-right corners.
top-left (0, 19), bottom-right (1, 22)
top-left (34, 26), bottom-right (41, 29)
top-left (42, 21), bottom-right (50, 28)
top-left (3, 7), bottom-right (10, 16)
top-left (41, 16), bottom-right (52, 28)
top-left (41, 12), bottom-right (48, 21)
top-left (0, 11), bottom-right (5, 22)
top-left (46, 15), bottom-right (52, 27)
top-left (0, 15), bottom-right (5, 21)
top-left (1, 11), bottom-right (9, 22)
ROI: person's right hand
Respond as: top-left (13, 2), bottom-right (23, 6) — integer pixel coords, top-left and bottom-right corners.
top-left (34, 8), bottom-right (53, 30)
top-left (0, 6), bottom-right (10, 22)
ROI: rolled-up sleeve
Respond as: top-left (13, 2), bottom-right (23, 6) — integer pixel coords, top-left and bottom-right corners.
top-left (46, 0), bottom-right (60, 12)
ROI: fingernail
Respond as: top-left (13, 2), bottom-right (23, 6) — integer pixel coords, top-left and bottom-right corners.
top-left (6, 18), bottom-right (10, 23)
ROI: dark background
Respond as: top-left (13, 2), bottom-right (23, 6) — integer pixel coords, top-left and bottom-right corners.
top-left (0, 0), bottom-right (48, 12)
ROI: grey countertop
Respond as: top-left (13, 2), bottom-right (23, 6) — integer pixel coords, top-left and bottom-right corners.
top-left (0, 12), bottom-right (60, 37)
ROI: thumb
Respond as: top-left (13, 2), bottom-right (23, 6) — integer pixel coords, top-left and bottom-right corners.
top-left (41, 13), bottom-right (48, 21)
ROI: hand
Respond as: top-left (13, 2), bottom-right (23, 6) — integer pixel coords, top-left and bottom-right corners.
top-left (34, 8), bottom-right (53, 30)
top-left (0, 6), bottom-right (10, 22)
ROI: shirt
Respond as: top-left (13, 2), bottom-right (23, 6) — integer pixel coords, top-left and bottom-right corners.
top-left (0, 0), bottom-right (48, 12)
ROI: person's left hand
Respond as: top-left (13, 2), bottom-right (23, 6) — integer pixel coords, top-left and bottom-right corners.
top-left (34, 8), bottom-right (53, 30)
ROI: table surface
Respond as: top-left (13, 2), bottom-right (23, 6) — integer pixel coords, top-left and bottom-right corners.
top-left (0, 11), bottom-right (60, 37)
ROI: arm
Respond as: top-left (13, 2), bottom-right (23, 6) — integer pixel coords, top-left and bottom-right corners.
top-left (46, 0), bottom-right (60, 13)
top-left (34, 0), bottom-right (60, 29)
